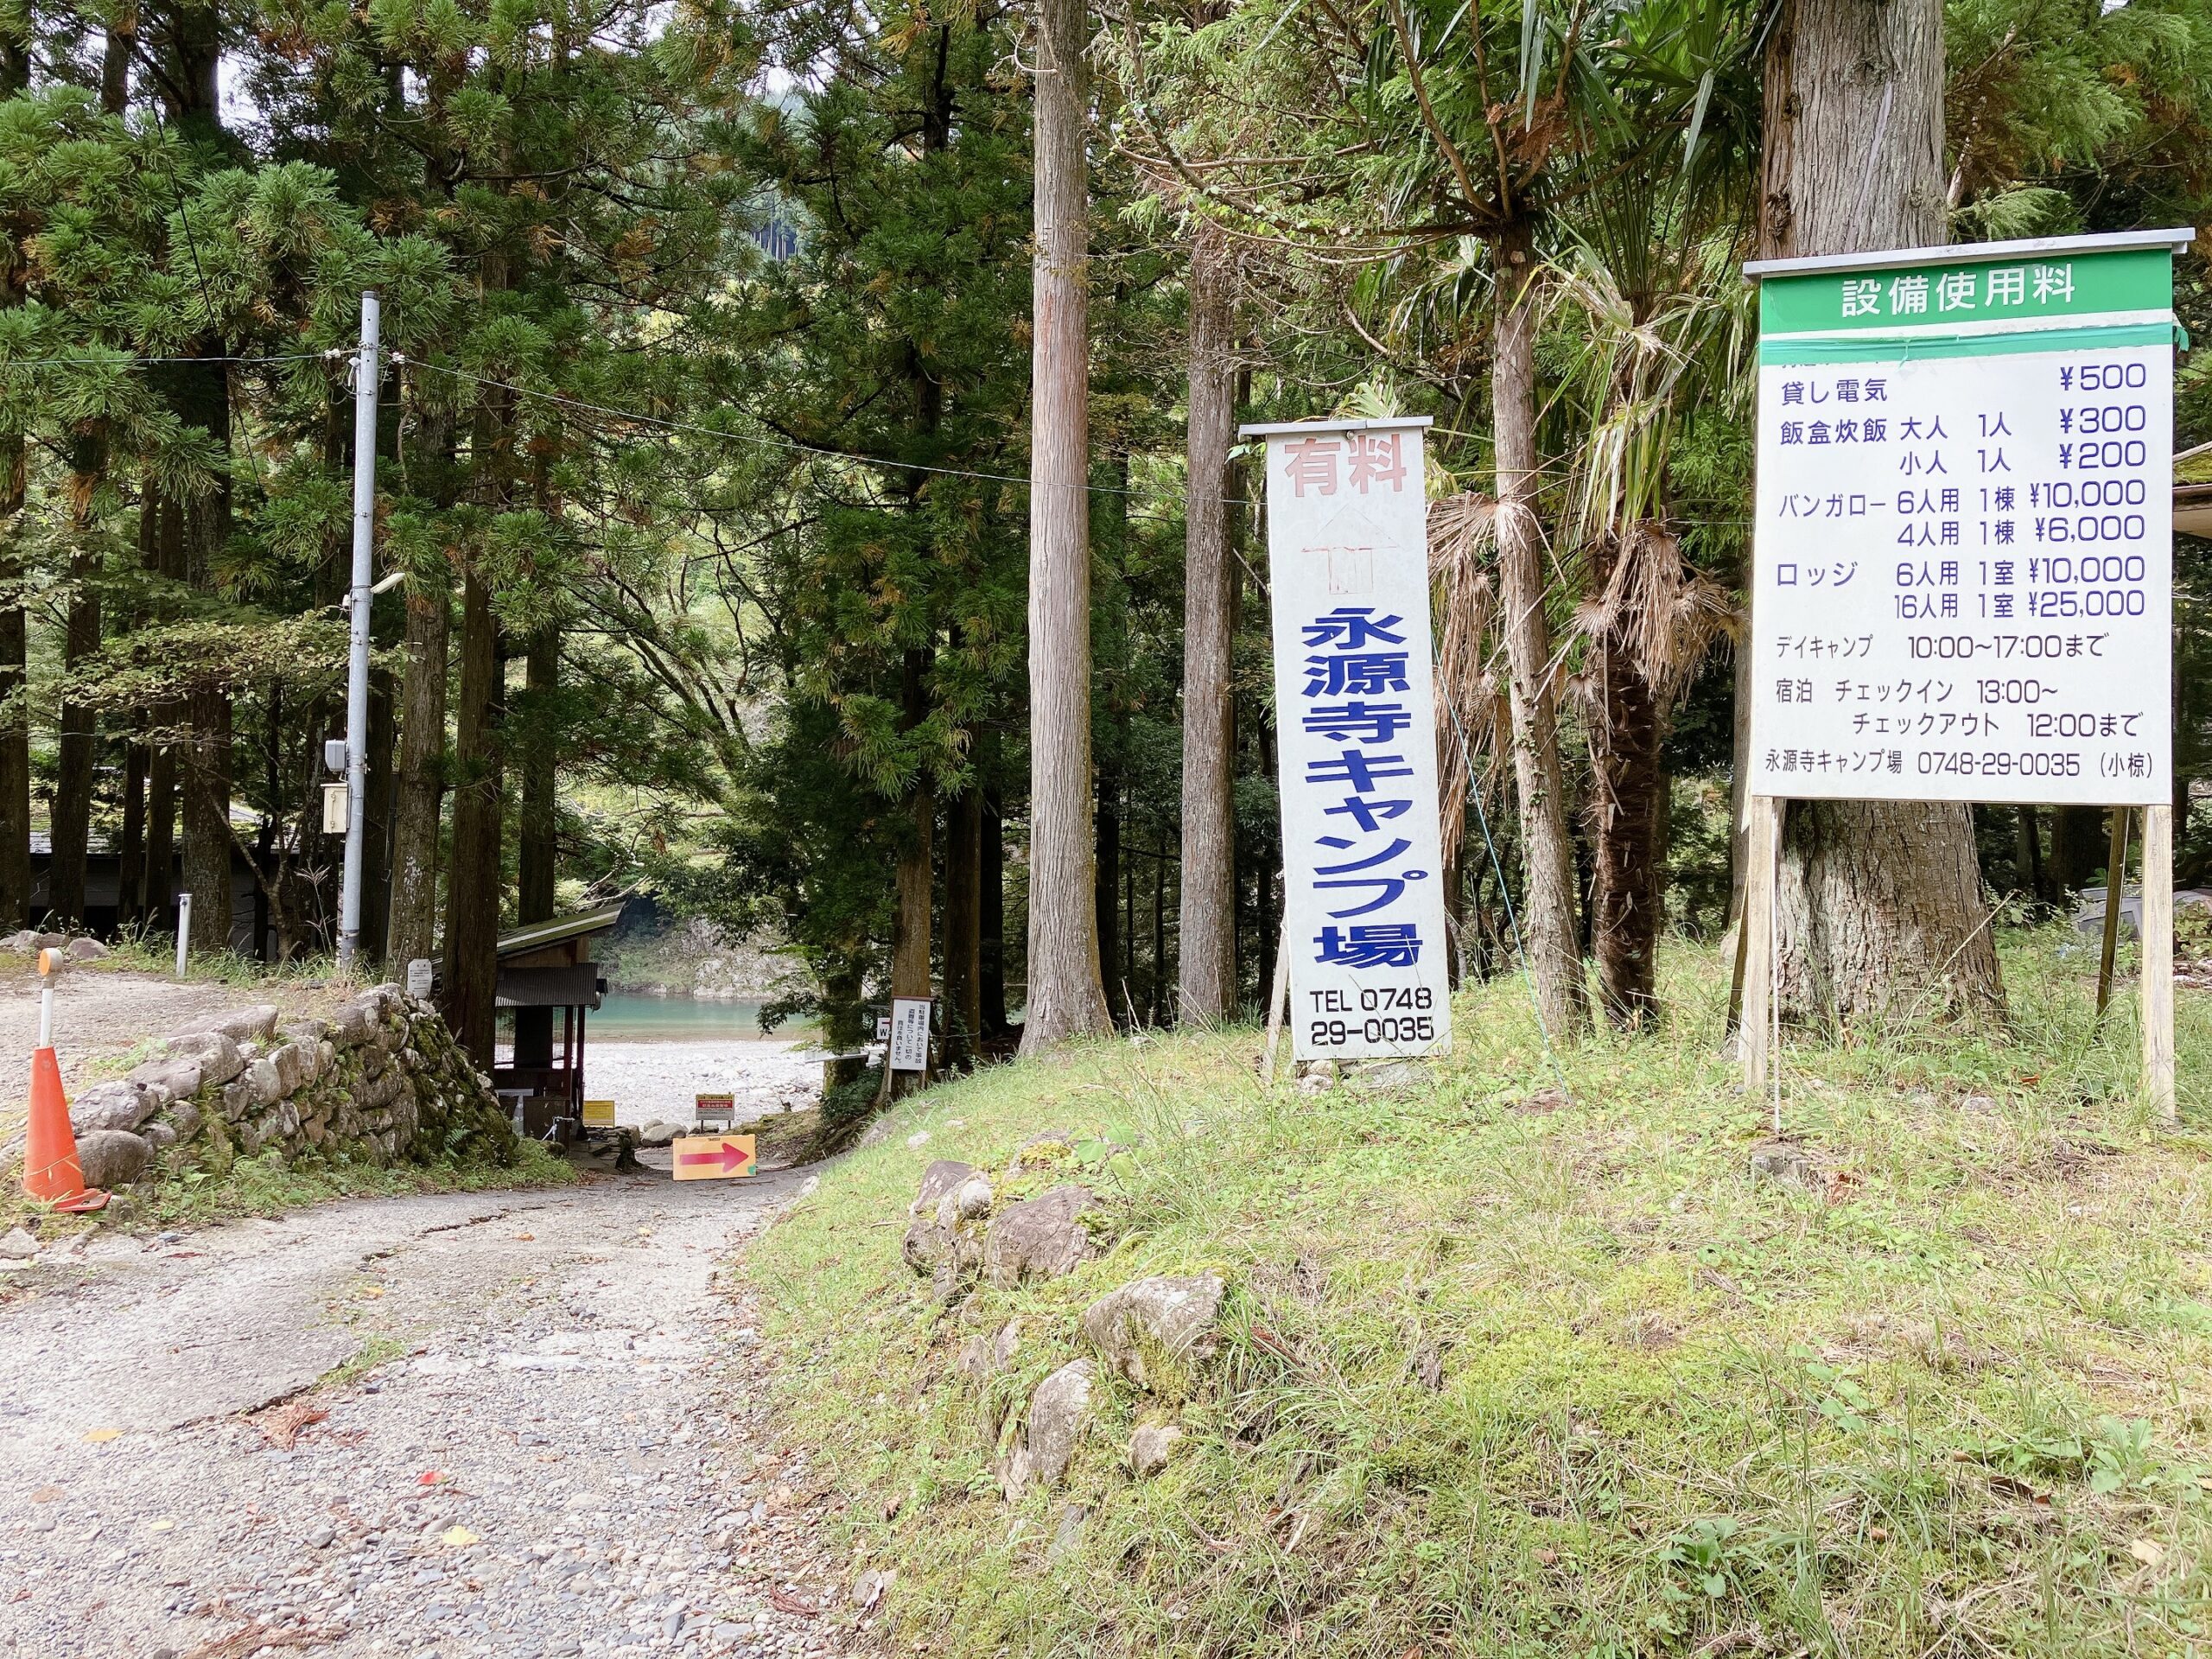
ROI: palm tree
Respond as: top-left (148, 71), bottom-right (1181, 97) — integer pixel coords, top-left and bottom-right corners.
top-left (1549, 232), bottom-right (1745, 1022)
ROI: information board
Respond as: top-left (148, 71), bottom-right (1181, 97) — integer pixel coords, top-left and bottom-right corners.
top-left (1243, 416), bottom-right (1452, 1062)
top-left (1745, 231), bottom-right (2189, 805)
top-left (887, 996), bottom-right (931, 1073)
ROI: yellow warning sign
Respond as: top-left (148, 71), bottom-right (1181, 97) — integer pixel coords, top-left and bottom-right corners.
top-left (672, 1135), bottom-right (756, 1180)
top-left (582, 1099), bottom-right (616, 1128)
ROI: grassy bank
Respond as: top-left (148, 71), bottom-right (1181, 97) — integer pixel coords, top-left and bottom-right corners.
top-left (3, 1139), bottom-right (576, 1260)
top-left (746, 931), bottom-right (2212, 1657)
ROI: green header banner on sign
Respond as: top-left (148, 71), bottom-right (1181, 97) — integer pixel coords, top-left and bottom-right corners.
top-left (1758, 245), bottom-right (2172, 341)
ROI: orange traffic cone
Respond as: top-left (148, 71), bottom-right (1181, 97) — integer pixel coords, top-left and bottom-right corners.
top-left (22, 1044), bottom-right (105, 1213)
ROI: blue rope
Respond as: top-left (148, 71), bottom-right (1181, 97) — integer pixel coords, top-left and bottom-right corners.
top-left (1444, 696), bottom-right (1573, 1101)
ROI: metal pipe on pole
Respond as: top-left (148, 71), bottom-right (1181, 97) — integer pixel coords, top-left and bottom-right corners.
top-left (337, 291), bottom-right (380, 973)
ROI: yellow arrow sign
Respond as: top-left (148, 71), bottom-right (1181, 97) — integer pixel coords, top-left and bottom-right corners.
top-left (671, 1135), bottom-right (756, 1180)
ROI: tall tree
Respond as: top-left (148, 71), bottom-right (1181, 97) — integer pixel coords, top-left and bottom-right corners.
top-left (1021, 0), bottom-right (1113, 1049)
top-left (1761, 0), bottom-right (2005, 1023)
top-left (441, 564), bottom-right (501, 1065)
top-left (0, 18), bottom-right (30, 933)
top-left (384, 563), bottom-right (447, 970)
top-left (1491, 229), bottom-right (1588, 1037)
top-left (1176, 218), bottom-right (1237, 1023)
top-left (147, 0), bottom-right (239, 954)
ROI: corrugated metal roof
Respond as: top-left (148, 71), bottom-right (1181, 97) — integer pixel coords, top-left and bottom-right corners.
top-left (495, 899), bottom-right (629, 959)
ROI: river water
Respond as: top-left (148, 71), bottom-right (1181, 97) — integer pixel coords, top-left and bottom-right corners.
top-left (586, 992), bottom-right (804, 1044)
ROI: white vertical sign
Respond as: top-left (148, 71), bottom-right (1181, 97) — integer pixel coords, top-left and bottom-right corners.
top-left (887, 996), bottom-right (932, 1072)
top-left (1247, 416), bottom-right (1452, 1061)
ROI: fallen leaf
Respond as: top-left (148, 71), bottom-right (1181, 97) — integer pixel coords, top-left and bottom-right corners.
top-left (2129, 1538), bottom-right (2164, 1567)
top-left (768, 1588), bottom-right (819, 1618)
top-left (512, 1233), bottom-right (535, 1242)
top-left (82, 1428), bottom-right (122, 1444)
top-left (417, 1471), bottom-right (445, 1485)
top-left (29, 1486), bottom-right (60, 1503)
top-left (1534, 1548), bottom-right (1558, 1567)
top-left (261, 1404), bottom-right (328, 1450)
top-left (442, 1525), bottom-right (479, 1548)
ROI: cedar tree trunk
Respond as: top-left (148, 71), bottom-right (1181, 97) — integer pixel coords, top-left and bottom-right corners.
top-left (1177, 219), bottom-right (1237, 1024)
top-left (882, 649), bottom-right (936, 1103)
top-left (980, 772), bottom-right (1008, 1035)
top-left (385, 576), bottom-right (448, 970)
top-left (943, 783), bottom-right (983, 1068)
top-left (1019, 0), bottom-right (1112, 1050)
top-left (1762, 0), bottom-right (2003, 1025)
top-left (441, 569), bottom-right (502, 1068)
top-left (49, 432), bottom-right (105, 927)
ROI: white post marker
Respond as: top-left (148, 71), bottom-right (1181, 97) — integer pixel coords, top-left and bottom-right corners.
top-left (887, 997), bottom-right (932, 1073)
top-left (337, 289), bottom-right (381, 974)
top-left (36, 946), bottom-right (57, 1047)
top-left (1741, 229), bottom-right (2190, 1117)
top-left (175, 891), bottom-right (192, 977)
top-left (1241, 415), bottom-right (1452, 1063)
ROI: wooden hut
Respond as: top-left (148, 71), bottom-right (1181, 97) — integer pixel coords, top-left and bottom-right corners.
top-left (494, 899), bottom-right (625, 1135)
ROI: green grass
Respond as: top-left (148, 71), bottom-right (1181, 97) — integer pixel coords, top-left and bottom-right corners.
top-left (745, 929), bottom-right (2212, 1657)
top-left (94, 924), bottom-right (353, 988)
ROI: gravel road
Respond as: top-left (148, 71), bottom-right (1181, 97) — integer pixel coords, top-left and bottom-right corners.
top-left (0, 1166), bottom-right (855, 1659)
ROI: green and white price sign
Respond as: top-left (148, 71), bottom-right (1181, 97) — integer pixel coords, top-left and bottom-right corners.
top-left (1745, 229), bottom-right (2192, 806)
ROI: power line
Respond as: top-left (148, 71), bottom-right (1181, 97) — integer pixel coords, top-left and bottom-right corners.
top-left (406, 358), bottom-right (1754, 526)
top-left (0, 352), bottom-right (329, 367)
top-left (0, 346), bottom-right (1756, 529)
top-left (402, 357), bottom-right (1230, 508)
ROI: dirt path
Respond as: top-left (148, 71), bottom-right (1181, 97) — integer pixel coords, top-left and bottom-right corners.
top-left (0, 1167), bottom-right (853, 1659)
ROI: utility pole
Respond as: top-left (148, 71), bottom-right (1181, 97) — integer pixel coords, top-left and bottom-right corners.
top-left (337, 291), bottom-right (380, 973)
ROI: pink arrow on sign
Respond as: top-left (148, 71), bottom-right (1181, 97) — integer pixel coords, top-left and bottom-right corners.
top-left (677, 1141), bottom-right (753, 1174)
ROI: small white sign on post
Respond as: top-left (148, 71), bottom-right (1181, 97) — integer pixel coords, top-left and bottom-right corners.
top-left (406, 958), bottom-right (434, 999)
top-left (887, 997), bottom-right (931, 1073)
top-left (1243, 415), bottom-right (1452, 1063)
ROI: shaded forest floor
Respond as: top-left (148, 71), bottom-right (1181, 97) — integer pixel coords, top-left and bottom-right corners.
top-left (743, 931), bottom-right (2212, 1657)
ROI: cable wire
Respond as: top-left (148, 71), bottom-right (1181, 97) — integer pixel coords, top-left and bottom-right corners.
top-left (402, 356), bottom-right (1241, 509)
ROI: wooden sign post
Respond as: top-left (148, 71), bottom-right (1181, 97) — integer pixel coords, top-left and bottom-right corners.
top-left (1741, 230), bottom-right (2189, 1123)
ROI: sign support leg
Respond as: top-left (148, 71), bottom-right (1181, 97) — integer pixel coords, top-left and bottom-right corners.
top-left (2096, 806), bottom-right (2133, 1019)
top-left (1260, 901), bottom-right (1290, 1087)
top-left (2142, 801), bottom-right (2176, 1124)
top-left (1741, 797), bottom-right (1779, 1095)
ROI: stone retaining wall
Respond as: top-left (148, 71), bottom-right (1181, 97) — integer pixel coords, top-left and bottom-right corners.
top-left (62, 985), bottom-right (519, 1192)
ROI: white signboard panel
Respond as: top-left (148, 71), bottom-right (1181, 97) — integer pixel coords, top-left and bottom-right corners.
top-left (1748, 238), bottom-right (2179, 805)
top-left (1250, 416), bottom-right (1452, 1061)
top-left (887, 996), bottom-right (931, 1073)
